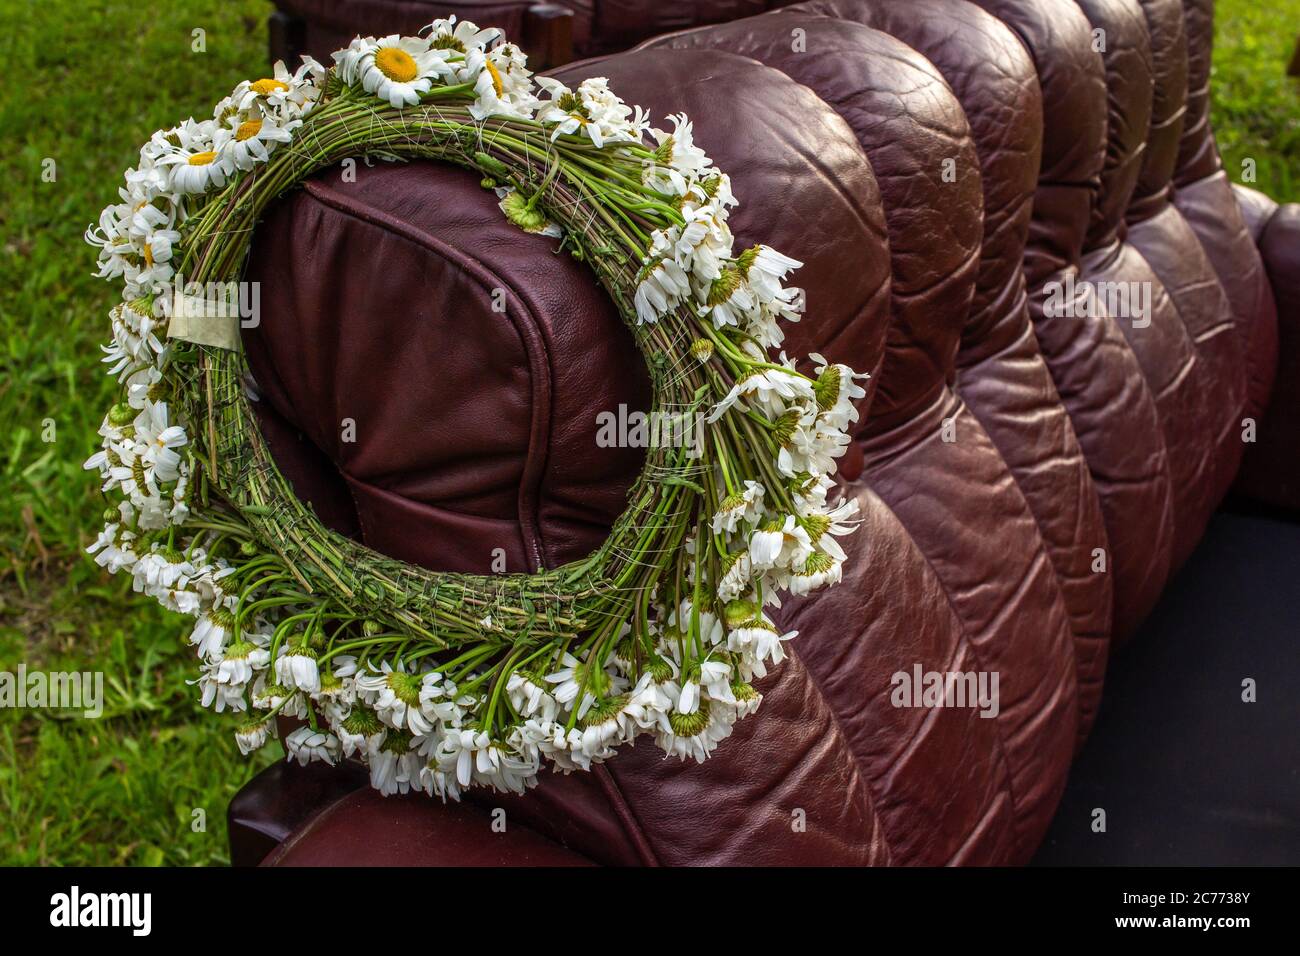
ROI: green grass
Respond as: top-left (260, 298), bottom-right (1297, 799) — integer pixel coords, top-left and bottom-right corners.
top-left (0, 0), bottom-right (278, 866)
top-left (0, 0), bottom-right (1295, 866)
top-left (1212, 0), bottom-right (1300, 201)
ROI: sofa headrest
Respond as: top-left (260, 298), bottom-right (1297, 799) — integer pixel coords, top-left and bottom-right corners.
top-left (1072, 0), bottom-right (1155, 248)
top-left (795, 0), bottom-right (1043, 353)
top-left (971, 0), bottom-right (1108, 282)
top-left (1128, 0), bottom-right (1189, 217)
top-left (633, 17), bottom-right (982, 435)
top-left (553, 46), bottom-right (893, 425)
top-left (1175, 0), bottom-right (1219, 186)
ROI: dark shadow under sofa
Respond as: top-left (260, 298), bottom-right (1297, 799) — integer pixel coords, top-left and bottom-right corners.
top-left (228, 0), bottom-right (1300, 866)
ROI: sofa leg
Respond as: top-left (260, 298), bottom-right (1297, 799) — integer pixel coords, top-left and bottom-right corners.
top-left (268, 8), bottom-right (306, 67)
top-left (523, 4), bottom-right (575, 69)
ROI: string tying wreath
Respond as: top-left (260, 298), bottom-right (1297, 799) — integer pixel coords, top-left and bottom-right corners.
top-left (84, 17), bottom-right (867, 799)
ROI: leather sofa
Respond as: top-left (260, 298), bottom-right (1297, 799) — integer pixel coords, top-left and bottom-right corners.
top-left (229, 0), bottom-right (1300, 865)
top-left (267, 1), bottom-right (806, 68)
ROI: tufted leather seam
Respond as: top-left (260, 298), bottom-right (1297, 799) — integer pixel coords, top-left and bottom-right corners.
top-left (859, 390), bottom-right (1029, 858)
top-left (954, 316), bottom-right (1111, 669)
top-left (781, 641), bottom-right (898, 864)
top-left (301, 178), bottom-right (554, 571)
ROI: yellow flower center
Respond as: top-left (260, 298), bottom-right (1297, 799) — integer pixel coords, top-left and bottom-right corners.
top-left (188, 151), bottom-right (217, 166)
top-left (375, 47), bottom-right (419, 83)
top-left (143, 243), bottom-right (154, 267)
top-left (250, 78), bottom-right (289, 95)
top-left (485, 58), bottom-right (504, 98)
top-left (235, 118), bottom-right (263, 142)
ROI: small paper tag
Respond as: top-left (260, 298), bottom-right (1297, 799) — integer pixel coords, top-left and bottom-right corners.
top-left (167, 289), bottom-right (243, 351)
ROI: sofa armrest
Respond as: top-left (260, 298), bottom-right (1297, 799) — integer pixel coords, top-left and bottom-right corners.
top-left (228, 757), bottom-right (368, 867)
top-left (263, 786), bottom-right (596, 866)
top-left (1232, 186), bottom-right (1300, 515)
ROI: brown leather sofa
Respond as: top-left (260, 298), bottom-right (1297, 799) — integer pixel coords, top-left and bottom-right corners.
top-left (267, 1), bottom-right (792, 68)
top-left (230, 0), bottom-right (1300, 866)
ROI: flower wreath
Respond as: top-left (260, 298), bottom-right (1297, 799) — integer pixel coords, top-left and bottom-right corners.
top-left (84, 18), bottom-right (867, 799)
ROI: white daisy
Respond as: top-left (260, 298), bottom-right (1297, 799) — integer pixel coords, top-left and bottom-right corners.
top-left (425, 16), bottom-right (501, 58)
top-left (706, 367), bottom-right (816, 424)
top-left (711, 480), bottom-right (765, 534)
top-left (535, 76), bottom-right (646, 148)
top-left (158, 128), bottom-right (233, 194)
top-left (355, 663), bottom-right (434, 734)
top-left (235, 720), bottom-right (272, 755)
top-left (809, 352), bottom-right (869, 431)
top-left (335, 706), bottom-right (386, 758)
top-left (465, 42), bottom-right (537, 120)
top-left (359, 35), bottom-right (453, 108)
top-left (645, 113), bottom-right (713, 195)
top-left (274, 645), bottom-right (321, 695)
top-left (188, 604), bottom-right (236, 660)
top-left (222, 109), bottom-right (297, 170)
top-left (133, 403), bottom-right (188, 486)
top-left (285, 726), bottom-right (340, 767)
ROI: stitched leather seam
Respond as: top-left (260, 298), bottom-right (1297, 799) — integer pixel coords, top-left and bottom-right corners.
top-left (861, 390), bottom-right (1029, 860)
top-left (593, 763), bottom-right (661, 866)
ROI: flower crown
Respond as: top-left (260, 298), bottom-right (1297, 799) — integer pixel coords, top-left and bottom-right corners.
top-left (84, 17), bottom-right (867, 799)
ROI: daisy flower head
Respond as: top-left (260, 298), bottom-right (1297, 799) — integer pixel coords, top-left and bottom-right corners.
top-left (192, 660), bottom-right (248, 713)
top-left (132, 402), bottom-right (187, 485)
top-left (749, 514), bottom-right (813, 571)
top-left (157, 123), bottom-right (232, 195)
top-left (235, 58), bottom-right (324, 118)
top-left (721, 606), bottom-right (795, 679)
top-left (706, 367), bottom-right (816, 425)
top-left (369, 730), bottom-right (423, 795)
top-left (809, 352), bottom-right (869, 431)
top-left (332, 35), bottom-right (377, 86)
top-left (507, 670), bottom-right (558, 722)
top-left (355, 662), bottom-right (435, 735)
top-left (465, 42), bottom-right (537, 120)
top-left (645, 112), bottom-right (713, 195)
top-left (359, 35), bottom-right (454, 108)
top-left (544, 652), bottom-right (621, 719)
top-left (251, 677), bottom-right (308, 719)
top-left (424, 16), bottom-right (502, 58)
top-left (335, 705), bottom-right (386, 758)
top-left (711, 479), bottom-right (765, 534)
top-left (654, 697), bottom-right (734, 762)
top-left (216, 639), bottom-right (271, 688)
top-left (536, 76), bottom-right (646, 148)
top-left (188, 603), bottom-right (237, 660)
top-left (634, 236), bottom-right (692, 325)
top-left (285, 726), bottom-right (340, 767)
top-left (717, 550), bottom-right (754, 603)
top-left (787, 550), bottom-right (844, 595)
top-left (220, 107), bottom-right (297, 171)
top-left (777, 416), bottom-right (850, 479)
top-left (675, 200), bottom-right (734, 286)
top-left (235, 720), bottom-right (272, 755)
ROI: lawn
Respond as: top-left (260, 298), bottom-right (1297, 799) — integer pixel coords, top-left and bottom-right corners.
top-left (0, 0), bottom-right (1296, 866)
